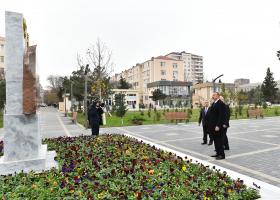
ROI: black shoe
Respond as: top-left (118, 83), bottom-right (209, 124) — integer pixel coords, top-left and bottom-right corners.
top-left (216, 155), bottom-right (225, 160)
top-left (201, 142), bottom-right (207, 145)
top-left (224, 147), bottom-right (230, 150)
top-left (210, 154), bottom-right (218, 157)
top-left (208, 142), bottom-right (213, 145)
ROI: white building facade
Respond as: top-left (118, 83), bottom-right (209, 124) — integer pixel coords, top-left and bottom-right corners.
top-left (166, 51), bottom-right (204, 84)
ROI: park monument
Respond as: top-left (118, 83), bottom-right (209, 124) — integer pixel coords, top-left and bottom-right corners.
top-left (0, 11), bottom-right (57, 175)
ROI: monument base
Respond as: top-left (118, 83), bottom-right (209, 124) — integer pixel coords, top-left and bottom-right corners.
top-left (0, 144), bottom-right (58, 175)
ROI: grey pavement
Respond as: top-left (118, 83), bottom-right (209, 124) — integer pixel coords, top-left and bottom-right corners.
top-left (120, 117), bottom-right (280, 188)
top-left (1, 107), bottom-right (280, 188)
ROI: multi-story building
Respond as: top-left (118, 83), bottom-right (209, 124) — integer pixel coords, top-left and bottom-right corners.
top-left (192, 82), bottom-right (236, 107)
top-left (112, 56), bottom-right (185, 107)
top-left (141, 56), bottom-right (184, 106)
top-left (166, 51), bottom-right (203, 83)
top-left (234, 78), bottom-right (250, 87)
top-left (147, 81), bottom-right (192, 107)
top-left (0, 37), bottom-right (5, 79)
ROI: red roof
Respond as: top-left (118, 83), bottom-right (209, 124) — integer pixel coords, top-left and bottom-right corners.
top-left (154, 56), bottom-right (177, 61)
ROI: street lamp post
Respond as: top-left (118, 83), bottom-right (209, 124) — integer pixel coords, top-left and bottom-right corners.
top-left (212, 74), bottom-right (224, 93)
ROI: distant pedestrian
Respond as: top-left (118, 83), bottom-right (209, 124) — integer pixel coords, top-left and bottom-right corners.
top-left (220, 96), bottom-right (230, 150)
top-left (208, 92), bottom-right (226, 160)
top-left (97, 101), bottom-right (104, 126)
top-left (198, 100), bottom-right (213, 145)
top-left (88, 101), bottom-right (101, 136)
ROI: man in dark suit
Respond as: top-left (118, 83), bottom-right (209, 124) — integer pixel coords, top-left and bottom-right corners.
top-left (209, 92), bottom-right (226, 160)
top-left (198, 100), bottom-right (213, 145)
top-left (220, 96), bottom-right (230, 150)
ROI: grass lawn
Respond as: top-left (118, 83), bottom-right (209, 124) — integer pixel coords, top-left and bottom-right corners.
top-left (75, 106), bottom-right (280, 128)
top-left (0, 135), bottom-right (260, 199)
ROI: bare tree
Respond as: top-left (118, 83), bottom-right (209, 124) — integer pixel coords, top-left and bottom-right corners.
top-left (86, 38), bottom-right (114, 100)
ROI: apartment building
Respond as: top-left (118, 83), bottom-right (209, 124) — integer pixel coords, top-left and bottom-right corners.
top-left (113, 56), bottom-right (184, 107)
top-left (147, 81), bottom-right (192, 107)
top-left (141, 56), bottom-right (184, 106)
top-left (192, 82), bottom-right (236, 107)
top-left (166, 51), bottom-right (203, 83)
top-left (234, 78), bottom-right (250, 87)
top-left (0, 37), bottom-right (5, 79)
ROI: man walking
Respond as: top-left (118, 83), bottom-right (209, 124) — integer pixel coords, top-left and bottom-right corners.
top-left (198, 100), bottom-right (213, 145)
top-left (220, 96), bottom-right (230, 150)
top-left (209, 92), bottom-right (226, 160)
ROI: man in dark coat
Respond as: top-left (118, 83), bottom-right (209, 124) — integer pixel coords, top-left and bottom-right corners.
top-left (208, 92), bottom-right (226, 160)
top-left (96, 102), bottom-right (104, 126)
top-left (88, 101), bottom-right (100, 136)
top-left (198, 100), bottom-right (213, 145)
top-left (220, 96), bottom-right (230, 150)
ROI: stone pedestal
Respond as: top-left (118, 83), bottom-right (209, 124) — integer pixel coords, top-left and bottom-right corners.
top-left (0, 11), bottom-right (57, 175)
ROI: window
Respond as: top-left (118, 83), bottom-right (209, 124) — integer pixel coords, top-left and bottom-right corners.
top-left (0, 44), bottom-right (3, 50)
top-left (160, 62), bottom-right (165, 67)
top-left (173, 63), bottom-right (178, 69)
top-left (0, 56), bottom-right (4, 63)
top-left (161, 70), bottom-right (166, 76)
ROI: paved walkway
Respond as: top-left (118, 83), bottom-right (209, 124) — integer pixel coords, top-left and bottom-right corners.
top-left (120, 117), bottom-right (280, 188)
top-left (1, 107), bottom-right (280, 188)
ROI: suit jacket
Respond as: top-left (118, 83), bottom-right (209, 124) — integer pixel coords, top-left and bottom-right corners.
top-left (88, 106), bottom-right (100, 125)
top-left (208, 99), bottom-right (225, 131)
top-left (224, 104), bottom-right (230, 127)
top-left (198, 107), bottom-right (211, 126)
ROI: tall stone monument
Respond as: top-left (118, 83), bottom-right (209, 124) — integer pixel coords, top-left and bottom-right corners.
top-left (0, 11), bottom-right (57, 175)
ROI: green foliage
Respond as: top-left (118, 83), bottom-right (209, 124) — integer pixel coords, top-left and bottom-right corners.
top-left (0, 80), bottom-right (5, 110)
top-left (151, 89), bottom-right (166, 102)
top-left (113, 93), bottom-right (127, 118)
top-left (261, 67), bottom-right (278, 103)
top-left (130, 115), bottom-right (145, 125)
top-left (274, 107), bottom-right (279, 116)
top-left (229, 107), bottom-right (233, 116)
top-left (187, 108), bottom-right (192, 120)
top-left (235, 107), bottom-right (238, 119)
top-left (117, 75), bottom-right (131, 89)
top-left (262, 102), bottom-right (267, 109)
top-left (237, 90), bottom-right (248, 105)
top-left (220, 83), bottom-right (229, 102)
top-left (153, 111), bottom-right (161, 121)
top-left (147, 109), bottom-right (151, 118)
top-left (238, 105), bottom-right (243, 116)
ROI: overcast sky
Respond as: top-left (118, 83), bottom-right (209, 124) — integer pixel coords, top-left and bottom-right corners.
top-left (1, 0), bottom-right (280, 88)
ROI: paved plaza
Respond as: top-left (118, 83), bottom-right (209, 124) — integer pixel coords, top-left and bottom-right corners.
top-left (2, 107), bottom-right (279, 188)
top-left (121, 117), bottom-right (280, 188)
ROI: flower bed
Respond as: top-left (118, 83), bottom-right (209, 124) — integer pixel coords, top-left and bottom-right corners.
top-left (0, 135), bottom-right (260, 199)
